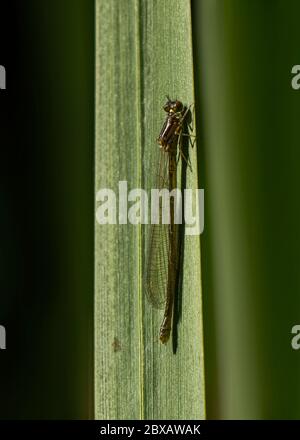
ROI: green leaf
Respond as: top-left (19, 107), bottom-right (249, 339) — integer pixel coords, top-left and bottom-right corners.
top-left (95, 0), bottom-right (205, 419)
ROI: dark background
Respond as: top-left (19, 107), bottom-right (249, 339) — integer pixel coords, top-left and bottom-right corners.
top-left (0, 1), bottom-right (94, 418)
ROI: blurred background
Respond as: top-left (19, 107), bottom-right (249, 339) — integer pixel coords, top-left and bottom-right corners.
top-left (1, 0), bottom-right (300, 420)
top-left (193, 0), bottom-right (300, 419)
top-left (0, 1), bottom-right (94, 418)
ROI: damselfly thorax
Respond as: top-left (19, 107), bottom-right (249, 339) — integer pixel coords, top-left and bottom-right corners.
top-left (157, 99), bottom-right (186, 152)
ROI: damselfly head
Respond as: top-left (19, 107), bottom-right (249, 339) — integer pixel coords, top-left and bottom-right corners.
top-left (163, 98), bottom-right (183, 114)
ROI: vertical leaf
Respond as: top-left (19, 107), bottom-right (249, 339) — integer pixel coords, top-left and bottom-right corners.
top-left (95, 0), bottom-right (205, 419)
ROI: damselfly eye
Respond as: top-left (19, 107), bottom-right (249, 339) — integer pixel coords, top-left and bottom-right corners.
top-left (163, 102), bottom-right (171, 112)
top-left (175, 100), bottom-right (183, 112)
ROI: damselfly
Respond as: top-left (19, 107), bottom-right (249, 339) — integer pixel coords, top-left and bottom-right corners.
top-left (145, 97), bottom-right (191, 344)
